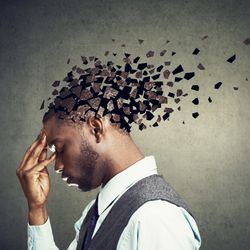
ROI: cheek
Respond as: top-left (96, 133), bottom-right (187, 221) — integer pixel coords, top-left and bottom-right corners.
top-left (61, 146), bottom-right (81, 168)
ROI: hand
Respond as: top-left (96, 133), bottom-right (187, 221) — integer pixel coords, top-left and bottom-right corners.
top-left (16, 129), bottom-right (56, 210)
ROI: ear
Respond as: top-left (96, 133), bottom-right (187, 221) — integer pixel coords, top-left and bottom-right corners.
top-left (86, 114), bottom-right (104, 143)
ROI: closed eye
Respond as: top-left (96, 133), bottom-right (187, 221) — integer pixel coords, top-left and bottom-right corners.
top-left (48, 144), bottom-right (56, 153)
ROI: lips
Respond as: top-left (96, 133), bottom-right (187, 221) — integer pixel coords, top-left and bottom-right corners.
top-left (67, 183), bottom-right (79, 187)
top-left (62, 177), bottom-right (69, 182)
top-left (61, 175), bottom-right (79, 188)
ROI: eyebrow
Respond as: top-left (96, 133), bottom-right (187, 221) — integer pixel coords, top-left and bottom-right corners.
top-left (46, 138), bottom-right (61, 147)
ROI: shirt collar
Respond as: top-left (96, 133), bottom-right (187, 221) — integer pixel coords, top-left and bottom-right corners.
top-left (97, 155), bottom-right (158, 216)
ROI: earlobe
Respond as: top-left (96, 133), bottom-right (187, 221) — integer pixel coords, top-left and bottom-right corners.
top-left (95, 130), bottom-right (101, 143)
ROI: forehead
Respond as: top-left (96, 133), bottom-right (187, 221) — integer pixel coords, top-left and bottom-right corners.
top-left (42, 115), bottom-right (81, 144)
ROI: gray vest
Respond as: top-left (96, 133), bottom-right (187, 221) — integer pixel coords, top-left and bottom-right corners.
top-left (76, 174), bottom-right (193, 250)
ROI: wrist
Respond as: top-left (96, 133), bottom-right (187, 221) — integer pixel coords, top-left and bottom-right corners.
top-left (28, 203), bottom-right (48, 225)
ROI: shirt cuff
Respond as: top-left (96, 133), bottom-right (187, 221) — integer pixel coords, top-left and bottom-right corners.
top-left (27, 217), bottom-right (57, 250)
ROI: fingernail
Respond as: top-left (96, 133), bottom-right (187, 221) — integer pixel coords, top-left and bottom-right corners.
top-left (42, 133), bottom-right (46, 142)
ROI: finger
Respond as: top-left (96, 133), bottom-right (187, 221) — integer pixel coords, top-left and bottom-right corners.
top-left (40, 167), bottom-right (49, 175)
top-left (39, 149), bottom-right (49, 174)
top-left (30, 153), bottom-right (56, 173)
top-left (26, 133), bottom-right (47, 167)
top-left (38, 148), bottom-right (47, 163)
top-left (18, 129), bottom-right (44, 170)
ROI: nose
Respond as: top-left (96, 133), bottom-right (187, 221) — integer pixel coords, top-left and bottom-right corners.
top-left (54, 155), bottom-right (64, 173)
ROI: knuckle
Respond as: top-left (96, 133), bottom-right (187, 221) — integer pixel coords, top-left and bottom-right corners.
top-left (22, 170), bottom-right (31, 180)
top-left (16, 168), bottom-right (20, 176)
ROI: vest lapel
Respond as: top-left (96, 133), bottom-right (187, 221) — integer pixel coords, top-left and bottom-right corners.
top-left (76, 204), bottom-right (95, 250)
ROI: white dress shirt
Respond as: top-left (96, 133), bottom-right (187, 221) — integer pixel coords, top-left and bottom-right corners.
top-left (27, 155), bottom-right (202, 250)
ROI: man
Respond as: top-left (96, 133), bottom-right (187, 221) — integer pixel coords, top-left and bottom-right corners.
top-left (16, 54), bottom-right (201, 249)
top-left (16, 110), bottom-right (201, 249)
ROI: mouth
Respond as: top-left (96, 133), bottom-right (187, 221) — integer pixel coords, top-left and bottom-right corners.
top-left (62, 176), bottom-right (69, 182)
top-left (61, 175), bottom-right (79, 188)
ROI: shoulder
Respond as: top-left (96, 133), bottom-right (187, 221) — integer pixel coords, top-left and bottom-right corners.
top-left (119, 200), bottom-right (201, 249)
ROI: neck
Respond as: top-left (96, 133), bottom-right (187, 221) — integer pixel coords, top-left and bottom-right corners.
top-left (102, 135), bottom-right (144, 186)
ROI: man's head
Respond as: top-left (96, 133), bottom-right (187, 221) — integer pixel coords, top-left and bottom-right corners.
top-left (41, 54), bottom-right (161, 191)
top-left (42, 109), bottom-right (135, 192)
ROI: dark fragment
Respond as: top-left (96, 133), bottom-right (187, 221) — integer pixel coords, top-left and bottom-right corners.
top-left (197, 63), bottom-right (205, 70)
top-left (139, 123), bottom-right (147, 130)
top-left (214, 82), bottom-right (222, 89)
top-left (167, 81), bottom-right (174, 87)
top-left (192, 112), bottom-right (199, 119)
top-left (152, 122), bottom-right (159, 127)
top-left (162, 112), bottom-right (170, 120)
top-left (192, 48), bottom-right (200, 55)
top-left (227, 54), bottom-right (236, 63)
top-left (163, 70), bottom-right (170, 79)
top-left (201, 35), bottom-right (208, 40)
top-left (184, 72), bottom-right (195, 80)
top-left (138, 39), bottom-right (144, 44)
top-left (133, 56), bottom-right (140, 64)
top-left (175, 77), bottom-right (182, 82)
top-left (164, 107), bottom-right (174, 113)
top-left (40, 100), bottom-right (45, 110)
top-left (192, 98), bottom-right (199, 105)
top-left (52, 80), bottom-right (60, 87)
top-left (175, 98), bottom-right (180, 104)
top-left (243, 38), bottom-right (250, 45)
top-left (160, 50), bottom-right (167, 56)
top-left (145, 111), bottom-right (154, 120)
top-left (191, 85), bottom-right (199, 91)
top-left (168, 92), bottom-right (175, 98)
top-left (176, 89), bottom-right (183, 97)
top-left (172, 65), bottom-right (184, 75)
top-left (52, 89), bottom-right (59, 96)
top-left (208, 97), bottom-right (212, 103)
top-left (137, 63), bottom-right (147, 71)
top-left (157, 65), bottom-right (164, 72)
top-left (81, 56), bottom-right (88, 65)
top-left (146, 51), bottom-right (154, 58)
top-left (164, 61), bottom-right (171, 66)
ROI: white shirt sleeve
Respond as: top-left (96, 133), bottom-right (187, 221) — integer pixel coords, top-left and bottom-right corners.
top-left (118, 200), bottom-right (202, 250)
top-left (27, 200), bottom-right (95, 250)
top-left (27, 217), bottom-right (59, 250)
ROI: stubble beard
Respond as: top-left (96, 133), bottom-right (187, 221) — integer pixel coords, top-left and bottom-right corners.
top-left (76, 134), bottom-right (100, 192)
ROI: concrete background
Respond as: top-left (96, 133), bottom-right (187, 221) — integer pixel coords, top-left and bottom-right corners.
top-left (0, 0), bottom-right (249, 249)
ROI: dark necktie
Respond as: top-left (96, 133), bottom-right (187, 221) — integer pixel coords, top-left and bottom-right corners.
top-left (82, 195), bottom-right (99, 250)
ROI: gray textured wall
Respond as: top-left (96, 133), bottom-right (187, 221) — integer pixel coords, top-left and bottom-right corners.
top-left (0, 0), bottom-right (249, 249)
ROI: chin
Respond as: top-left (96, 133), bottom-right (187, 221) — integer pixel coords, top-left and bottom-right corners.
top-left (78, 185), bottom-right (93, 192)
